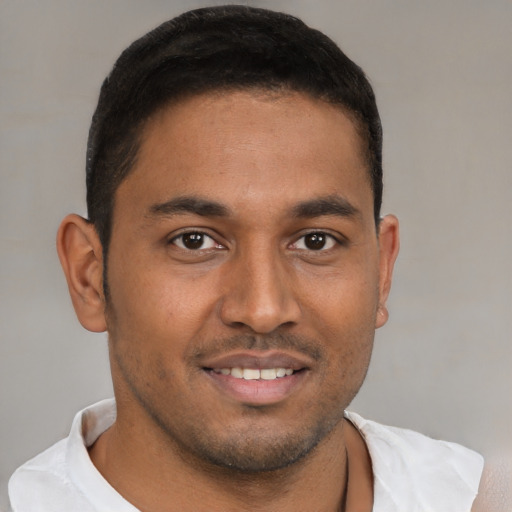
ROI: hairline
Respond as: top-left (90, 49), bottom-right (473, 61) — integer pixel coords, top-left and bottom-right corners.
top-left (99, 85), bottom-right (378, 304)
top-left (99, 84), bottom-right (376, 254)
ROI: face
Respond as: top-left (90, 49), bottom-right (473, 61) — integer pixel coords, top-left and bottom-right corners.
top-left (104, 90), bottom-right (395, 472)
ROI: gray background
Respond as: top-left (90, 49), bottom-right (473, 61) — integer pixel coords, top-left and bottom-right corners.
top-left (1, 0), bottom-right (511, 507)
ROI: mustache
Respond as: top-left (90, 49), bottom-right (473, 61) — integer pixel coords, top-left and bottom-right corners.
top-left (189, 333), bottom-right (324, 363)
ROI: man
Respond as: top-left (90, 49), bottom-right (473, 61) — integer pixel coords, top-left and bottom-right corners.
top-left (8, 5), bottom-right (484, 511)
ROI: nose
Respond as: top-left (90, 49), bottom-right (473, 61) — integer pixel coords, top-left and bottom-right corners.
top-left (219, 246), bottom-right (302, 334)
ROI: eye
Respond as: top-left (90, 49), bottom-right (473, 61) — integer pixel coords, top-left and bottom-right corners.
top-left (171, 231), bottom-right (221, 251)
top-left (292, 232), bottom-right (338, 251)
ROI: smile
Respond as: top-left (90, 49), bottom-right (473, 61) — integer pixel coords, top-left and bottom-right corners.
top-left (200, 350), bottom-right (312, 405)
top-left (212, 367), bottom-right (295, 380)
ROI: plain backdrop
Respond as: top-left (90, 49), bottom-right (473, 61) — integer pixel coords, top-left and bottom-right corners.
top-left (1, 0), bottom-right (511, 507)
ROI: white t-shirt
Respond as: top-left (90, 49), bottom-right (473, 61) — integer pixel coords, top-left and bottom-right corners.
top-left (8, 399), bottom-right (483, 511)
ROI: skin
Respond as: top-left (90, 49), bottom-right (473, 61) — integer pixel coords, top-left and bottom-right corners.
top-left (58, 90), bottom-right (399, 511)
top-left (472, 460), bottom-right (512, 512)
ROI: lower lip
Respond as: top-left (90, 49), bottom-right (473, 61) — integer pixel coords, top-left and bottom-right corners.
top-left (205, 370), bottom-right (307, 406)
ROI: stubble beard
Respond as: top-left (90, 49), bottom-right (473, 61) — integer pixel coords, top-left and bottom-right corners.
top-left (167, 403), bottom-right (347, 474)
top-left (109, 327), bottom-right (370, 476)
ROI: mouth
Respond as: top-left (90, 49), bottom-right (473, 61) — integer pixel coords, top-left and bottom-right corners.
top-left (211, 367), bottom-right (295, 380)
top-left (200, 351), bottom-right (311, 406)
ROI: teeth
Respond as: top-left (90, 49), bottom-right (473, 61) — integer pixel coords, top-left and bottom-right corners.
top-left (231, 367), bottom-right (244, 378)
top-left (243, 368), bottom-right (260, 380)
top-left (260, 368), bottom-right (277, 380)
top-left (214, 367), bottom-right (295, 380)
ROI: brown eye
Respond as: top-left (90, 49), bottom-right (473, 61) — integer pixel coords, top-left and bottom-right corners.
top-left (182, 233), bottom-right (205, 249)
top-left (304, 233), bottom-right (327, 250)
top-left (292, 232), bottom-right (338, 251)
top-left (172, 232), bottom-right (218, 250)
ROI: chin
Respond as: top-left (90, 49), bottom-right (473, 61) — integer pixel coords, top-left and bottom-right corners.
top-left (177, 412), bottom-right (345, 474)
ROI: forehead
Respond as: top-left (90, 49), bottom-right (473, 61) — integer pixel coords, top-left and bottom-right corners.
top-left (117, 90), bottom-right (373, 222)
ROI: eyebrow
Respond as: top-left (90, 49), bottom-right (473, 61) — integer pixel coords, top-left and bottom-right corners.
top-left (148, 196), bottom-right (230, 218)
top-left (292, 195), bottom-right (360, 219)
top-left (147, 194), bottom-right (359, 221)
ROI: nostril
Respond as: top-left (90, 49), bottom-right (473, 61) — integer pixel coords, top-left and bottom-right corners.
top-left (218, 267), bottom-right (302, 333)
top-left (227, 321), bottom-right (248, 329)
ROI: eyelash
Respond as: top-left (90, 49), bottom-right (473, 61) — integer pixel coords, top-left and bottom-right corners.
top-left (170, 231), bottom-right (224, 251)
top-left (290, 231), bottom-right (341, 252)
top-left (169, 230), bottom-right (343, 252)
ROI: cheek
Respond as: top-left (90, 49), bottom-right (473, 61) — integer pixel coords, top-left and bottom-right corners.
top-left (106, 259), bottom-right (223, 362)
top-left (302, 267), bottom-right (378, 369)
top-left (109, 250), bottom-right (179, 313)
top-left (304, 266), bottom-right (379, 328)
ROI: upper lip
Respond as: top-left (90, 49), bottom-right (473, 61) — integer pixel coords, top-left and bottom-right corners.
top-left (201, 350), bottom-right (313, 371)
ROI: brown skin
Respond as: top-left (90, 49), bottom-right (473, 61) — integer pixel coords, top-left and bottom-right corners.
top-left (471, 460), bottom-right (512, 512)
top-left (57, 91), bottom-right (399, 511)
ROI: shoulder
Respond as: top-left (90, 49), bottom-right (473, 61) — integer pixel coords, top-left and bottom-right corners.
top-left (345, 411), bottom-right (484, 512)
top-left (8, 438), bottom-right (93, 511)
top-left (8, 399), bottom-right (117, 512)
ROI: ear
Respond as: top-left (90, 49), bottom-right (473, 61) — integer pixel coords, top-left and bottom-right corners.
top-left (56, 214), bottom-right (107, 332)
top-left (375, 214), bottom-right (400, 329)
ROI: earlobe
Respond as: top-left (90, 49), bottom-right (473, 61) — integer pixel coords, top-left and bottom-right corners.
top-left (56, 214), bottom-right (107, 333)
top-left (375, 215), bottom-right (400, 329)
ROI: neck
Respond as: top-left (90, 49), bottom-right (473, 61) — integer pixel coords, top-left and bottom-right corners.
top-left (88, 414), bottom-right (369, 512)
